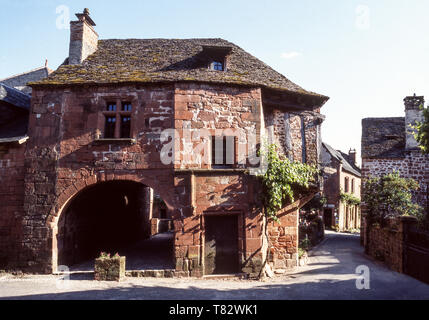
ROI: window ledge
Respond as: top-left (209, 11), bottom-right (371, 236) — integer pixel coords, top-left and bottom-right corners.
top-left (93, 138), bottom-right (137, 144)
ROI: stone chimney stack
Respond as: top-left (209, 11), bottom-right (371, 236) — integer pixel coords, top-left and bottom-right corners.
top-left (69, 8), bottom-right (98, 65)
top-left (348, 148), bottom-right (357, 165)
top-left (404, 94), bottom-right (425, 150)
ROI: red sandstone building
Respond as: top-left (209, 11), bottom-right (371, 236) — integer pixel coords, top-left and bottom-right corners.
top-left (0, 9), bottom-right (329, 277)
top-left (321, 143), bottom-right (361, 231)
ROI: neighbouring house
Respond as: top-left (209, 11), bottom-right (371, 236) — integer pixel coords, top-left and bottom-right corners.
top-left (0, 62), bottom-right (53, 95)
top-left (0, 84), bottom-right (30, 266)
top-left (0, 9), bottom-right (329, 277)
top-left (361, 94), bottom-right (429, 213)
top-left (320, 142), bottom-right (361, 231)
top-left (361, 95), bottom-right (429, 284)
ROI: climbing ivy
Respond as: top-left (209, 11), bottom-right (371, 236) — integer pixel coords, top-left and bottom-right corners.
top-left (411, 104), bottom-right (429, 154)
top-left (340, 192), bottom-right (361, 206)
top-left (259, 144), bottom-right (318, 222)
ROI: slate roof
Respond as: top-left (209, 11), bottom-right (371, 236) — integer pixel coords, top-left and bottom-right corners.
top-left (30, 38), bottom-right (328, 104)
top-left (0, 84), bottom-right (30, 144)
top-left (0, 66), bottom-right (53, 95)
top-left (361, 117), bottom-right (405, 159)
top-left (0, 84), bottom-right (30, 110)
top-left (322, 142), bottom-right (361, 177)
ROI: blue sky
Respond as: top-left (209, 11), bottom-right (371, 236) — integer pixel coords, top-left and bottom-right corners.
top-left (1, 0), bottom-right (429, 164)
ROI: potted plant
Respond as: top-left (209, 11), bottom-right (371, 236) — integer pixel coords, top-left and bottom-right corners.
top-left (94, 252), bottom-right (126, 281)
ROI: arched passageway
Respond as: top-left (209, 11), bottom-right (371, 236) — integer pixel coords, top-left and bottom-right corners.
top-left (56, 180), bottom-right (175, 271)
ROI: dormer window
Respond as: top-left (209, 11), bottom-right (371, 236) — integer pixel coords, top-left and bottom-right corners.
top-left (201, 45), bottom-right (231, 72)
top-left (210, 61), bottom-right (224, 71)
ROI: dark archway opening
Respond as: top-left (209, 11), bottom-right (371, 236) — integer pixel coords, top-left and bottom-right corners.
top-left (57, 181), bottom-right (174, 271)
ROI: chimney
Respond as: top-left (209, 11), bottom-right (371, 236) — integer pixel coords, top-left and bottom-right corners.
top-left (404, 94), bottom-right (425, 150)
top-left (348, 148), bottom-right (357, 165)
top-left (69, 8), bottom-right (98, 65)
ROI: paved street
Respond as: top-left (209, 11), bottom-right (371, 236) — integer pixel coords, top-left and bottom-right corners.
top-left (1, 231), bottom-right (428, 300)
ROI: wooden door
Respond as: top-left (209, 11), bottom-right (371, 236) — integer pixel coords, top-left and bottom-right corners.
top-left (204, 215), bottom-right (239, 275)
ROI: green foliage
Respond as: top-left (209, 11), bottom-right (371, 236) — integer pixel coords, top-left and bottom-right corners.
top-left (98, 252), bottom-right (120, 259)
top-left (411, 104), bottom-right (429, 153)
top-left (299, 237), bottom-right (312, 251)
top-left (259, 144), bottom-right (317, 222)
top-left (302, 194), bottom-right (327, 211)
top-left (298, 247), bottom-right (307, 259)
top-left (340, 192), bottom-right (361, 206)
top-left (362, 172), bottom-right (423, 224)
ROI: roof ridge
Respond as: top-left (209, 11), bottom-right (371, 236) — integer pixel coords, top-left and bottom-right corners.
top-left (362, 117), bottom-right (404, 120)
top-left (0, 66), bottom-right (51, 82)
top-left (322, 142), bottom-right (361, 176)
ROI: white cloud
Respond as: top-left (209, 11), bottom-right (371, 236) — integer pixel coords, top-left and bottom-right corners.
top-left (281, 51), bottom-right (302, 59)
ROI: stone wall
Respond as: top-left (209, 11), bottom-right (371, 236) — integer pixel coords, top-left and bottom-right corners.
top-left (172, 83), bottom-right (264, 277)
top-left (0, 101), bottom-right (27, 269)
top-left (267, 195), bottom-right (314, 272)
top-left (22, 84), bottom-right (182, 273)
top-left (0, 143), bottom-right (26, 268)
top-left (366, 218), bottom-right (404, 273)
top-left (362, 152), bottom-right (429, 211)
top-left (3, 80), bottom-right (323, 277)
top-left (265, 109), bottom-right (321, 165)
top-left (363, 215), bottom-right (429, 284)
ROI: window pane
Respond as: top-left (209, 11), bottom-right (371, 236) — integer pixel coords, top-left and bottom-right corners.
top-left (121, 116), bottom-right (131, 138)
top-left (122, 102), bottom-right (132, 112)
top-left (211, 61), bottom-right (224, 71)
top-left (107, 102), bottom-right (117, 112)
top-left (104, 116), bottom-right (116, 138)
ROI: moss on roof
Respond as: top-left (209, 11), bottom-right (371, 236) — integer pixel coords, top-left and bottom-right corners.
top-left (30, 38), bottom-right (328, 103)
top-left (362, 117), bottom-right (406, 158)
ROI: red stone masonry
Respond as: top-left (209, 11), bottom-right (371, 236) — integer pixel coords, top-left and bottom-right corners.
top-left (0, 80), bottom-right (324, 277)
top-left (0, 143), bottom-right (26, 268)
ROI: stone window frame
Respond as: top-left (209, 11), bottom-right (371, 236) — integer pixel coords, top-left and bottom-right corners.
top-left (97, 96), bottom-right (139, 140)
top-left (351, 178), bottom-right (355, 194)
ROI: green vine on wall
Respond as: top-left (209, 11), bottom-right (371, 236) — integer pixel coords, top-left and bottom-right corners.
top-left (340, 192), bottom-right (361, 206)
top-left (258, 144), bottom-right (318, 222)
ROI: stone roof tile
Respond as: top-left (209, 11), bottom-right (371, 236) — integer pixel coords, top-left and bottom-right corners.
top-left (361, 117), bottom-right (405, 158)
top-left (30, 38), bottom-right (328, 104)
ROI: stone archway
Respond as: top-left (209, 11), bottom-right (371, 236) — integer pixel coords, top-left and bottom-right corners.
top-left (49, 174), bottom-right (178, 273)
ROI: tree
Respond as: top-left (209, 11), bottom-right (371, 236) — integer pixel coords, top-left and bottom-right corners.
top-left (362, 172), bottom-right (423, 225)
top-left (412, 104), bottom-right (429, 153)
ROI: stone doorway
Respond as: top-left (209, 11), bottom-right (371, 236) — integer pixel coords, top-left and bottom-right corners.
top-left (55, 180), bottom-right (174, 272)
